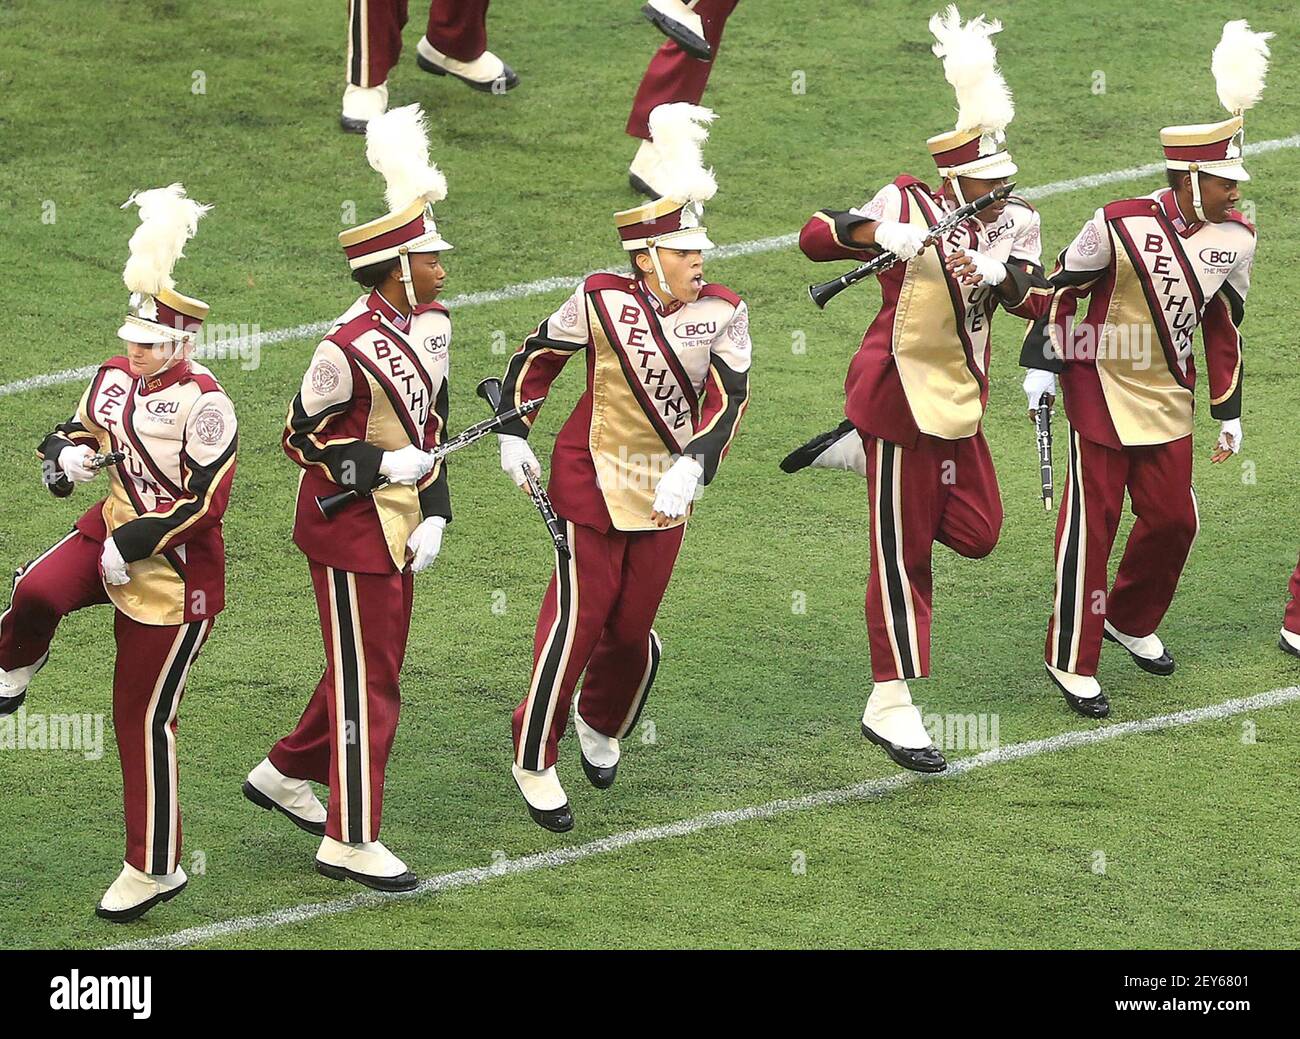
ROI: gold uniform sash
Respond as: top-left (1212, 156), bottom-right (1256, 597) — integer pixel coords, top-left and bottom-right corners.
top-left (891, 195), bottom-right (984, 440)
top-left (1098, 216), bottom-right (1199, 446)
top-left (587, 290), bottom-right (696, 531)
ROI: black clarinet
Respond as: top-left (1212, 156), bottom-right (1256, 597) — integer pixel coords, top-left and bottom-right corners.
top-left (808, 183), bottom-right (1016, 309)
top-left (316, 397), bottom-right (542, 518)
top-left (476, 377), bottom-right (571, 560)
top-left (1035, 392), bottom-right (1054, 512)
top-left (44, 450), bottom-right (125, 498)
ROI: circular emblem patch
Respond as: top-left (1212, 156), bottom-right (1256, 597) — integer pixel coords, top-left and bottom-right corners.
top-left (311, 358), bottom-right (341, 396)
top-left (727, 306), bottom-right (749, 346)
top-left (195, 406), bottom-right (226, 446)
top-left (559, 293), bottom-right (581, 331)
top-left (862, 194), bottom-right (888, 221)
top-left (1077, 220), bottom-right (1102, 258)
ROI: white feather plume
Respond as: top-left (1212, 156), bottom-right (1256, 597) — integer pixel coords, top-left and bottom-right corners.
top-left (365, 103), bottom-right (447, 213)
top-left (1212, 20), bottom-right (1273, 114)
top-left (648, 103), bottom-right (718, 204)
top-left (120, 184), bottom-right (211, 296)
top-left (929, 5), bottom-right (1014, 138)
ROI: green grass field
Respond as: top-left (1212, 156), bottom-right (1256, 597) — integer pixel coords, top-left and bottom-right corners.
top-left (2, 0), bottom-right (1299, 949)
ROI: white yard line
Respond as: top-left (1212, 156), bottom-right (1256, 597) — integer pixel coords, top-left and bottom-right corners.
top-left (6, 134), bottom-right (1296, 403)
top-left (105, 684), bottom-right (1300, 951)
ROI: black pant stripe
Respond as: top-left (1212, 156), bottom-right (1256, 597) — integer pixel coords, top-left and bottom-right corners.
top-left (332, 569), bottom-right (365, 842)
top-left (348, 0), bottom-right (364, 87)
top-left (523, 536), bottom-right (574, 771)
top-left (877, 442), bottom-right (916, 678)
top-left (149, 621), bottom-right (203, 874)
top-left (619, 630), bottom-right (662, 739)
top-left (1054, 430), bottom-right (1084, 670)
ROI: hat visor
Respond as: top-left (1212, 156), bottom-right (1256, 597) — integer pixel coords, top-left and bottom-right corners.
top-left (955, 156), bottom-right (1019, 180)
top-left (407, 230), bottom-right (453, 253)
top-left (117, 320), bottom-right (179, 345)
top-left (1205, 162), bottom-right (1250, 183)
top-left (655, 228), bottom-right (715, 251)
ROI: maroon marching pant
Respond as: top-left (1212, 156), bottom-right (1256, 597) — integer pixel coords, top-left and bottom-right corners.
top-left (514, 520), bottom-right (682, 772)
top-left (0, 530), bottom-right (211, 875)
top-left (1047, 429), bottom-right (1198, 676)
top-left (1286, 555), bottom-right (1300, 635)
top-left (269, 560), bottom-right (413, 844)
top-left (347, 0), bottom-right (491, 87)
top-left (626, 0), bottom-right (739, 139)
top-left (862, 430), bottom-right (1003, 683)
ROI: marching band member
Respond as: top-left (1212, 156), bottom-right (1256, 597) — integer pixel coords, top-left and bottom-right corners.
top-left (628, 1), bottom-right (739, 197)
top-left (1019, 21), bottom-right (1267, 717)
top-left (341, 0), bottom-right (518, 133)
top-left (791, 7), bottom-right (1047, 773)
top-left (494, 103), bottom-right (751, 831)
top-left (244, 105), bottom-right (452, 890)
top-left (0, 186), bottom-right (236, 921)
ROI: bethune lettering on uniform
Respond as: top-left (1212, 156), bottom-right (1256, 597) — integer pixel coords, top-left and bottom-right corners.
top-left (49, 971), bottom-right (152, 1019)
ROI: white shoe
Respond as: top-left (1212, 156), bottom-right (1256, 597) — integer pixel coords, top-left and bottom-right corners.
top-left (861, 680), bottom-right (932, 748)
top-left (861, 680), bottom-right (946, 772)
top-left (340, 82), bottom-right (388, 133)
top-left (243, 758), bottom-right (327, 836)
top-left (629, 138), bottom-right (663, 197)
top-left (574, 698), bottom-right (620, 790)
top-left (512, 763), bottom-right (574, 832)
top-left (315, 836), bottom-right (417, 892)
top-left (810, 428), bottom-right (867, 475)
top-left (642, 0), bottom-right (711, 60)
top-left (416, 37), bottom-right (519, 92)
top-left (1045, 662), bottom-right (1111, 718)
top-left (1102, 620), bottom-right (1165, 661)
top-left (96, 862), bottom-right (188, 923)
top-left (0, 651), bottom-right (47, 716)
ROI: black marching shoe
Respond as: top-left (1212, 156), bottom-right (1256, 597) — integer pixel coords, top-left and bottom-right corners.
top-left (339, 114), bottom-right (368, 135)
top-left (780, 419), bottom-right (857, 473)
top-left (1102, 628), bottom-right (1175, 676)
top-left (1045, 666), bottom-right (1111, 719)
top-left (861, 723), bottom-right (947, 773)
top-left (525, 801), bottom-right (574, 833)
top-left (641, 1), bottom-right (712, 60)
top-left (0, 691), bottom-right (26, 718)
top-left (580, 751), bottom-right (618, 790)
top-left (1280, 633), bottom-right (1300, 660)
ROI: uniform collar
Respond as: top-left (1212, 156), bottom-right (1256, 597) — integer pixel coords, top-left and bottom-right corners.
top-left (369, 289), bottom-right (412, 332)
top-left (138, 359), bottom-right (192, 395)
top-left (1159, 188), bottom-right (1203, 237)
top-left (636, 281), bottom-right (685, 316)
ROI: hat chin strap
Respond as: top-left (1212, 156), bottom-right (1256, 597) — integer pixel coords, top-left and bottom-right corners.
top-left (947, 174), bottom-right (967, 208)
top-left (1189, 168), bottom-right (1207, 222)
top-left (154, 339), bottom-right (191, 376)
top-left (648, 245), bottom-right (677, 302)
top-left (397, 249), bottom-right (420, 310)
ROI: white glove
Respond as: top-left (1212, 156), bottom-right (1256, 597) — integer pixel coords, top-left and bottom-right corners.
top-left (499, 434), bottom-right (542, 488)
top-left (379, 445), bottom-right (434, 486)
top-left (873, 220), bottom-right (929, 261)
top-left (965, 248), bottom-right (1007, 287)
top-left (1217, 418), bottom-right (1243, 455)
top-left (100, 537), bottom-right (130, 586)
top-left (1024, 369), bottom-right (1057, 411)
top-left (652, 456), bottom-right (704, 519)
top-left (407, 516), bottom-right (446, 573)
top-left (58, 445), bottom-right (98, 484)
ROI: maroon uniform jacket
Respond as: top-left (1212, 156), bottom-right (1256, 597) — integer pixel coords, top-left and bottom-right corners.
top-left (495, 272), bottom-right (752, 533)
top-left (285, 291), bottom-right (451, 574)
top-left (1018, 189), bottom-right (1253, 449)
top-left (800, 174), bottom-right (1047, 448)
top-left (37, 356), bottom-right (238, 625)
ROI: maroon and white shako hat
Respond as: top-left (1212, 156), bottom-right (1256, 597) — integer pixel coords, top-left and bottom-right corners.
top-left (117, 184), bottom-right (212, 345)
